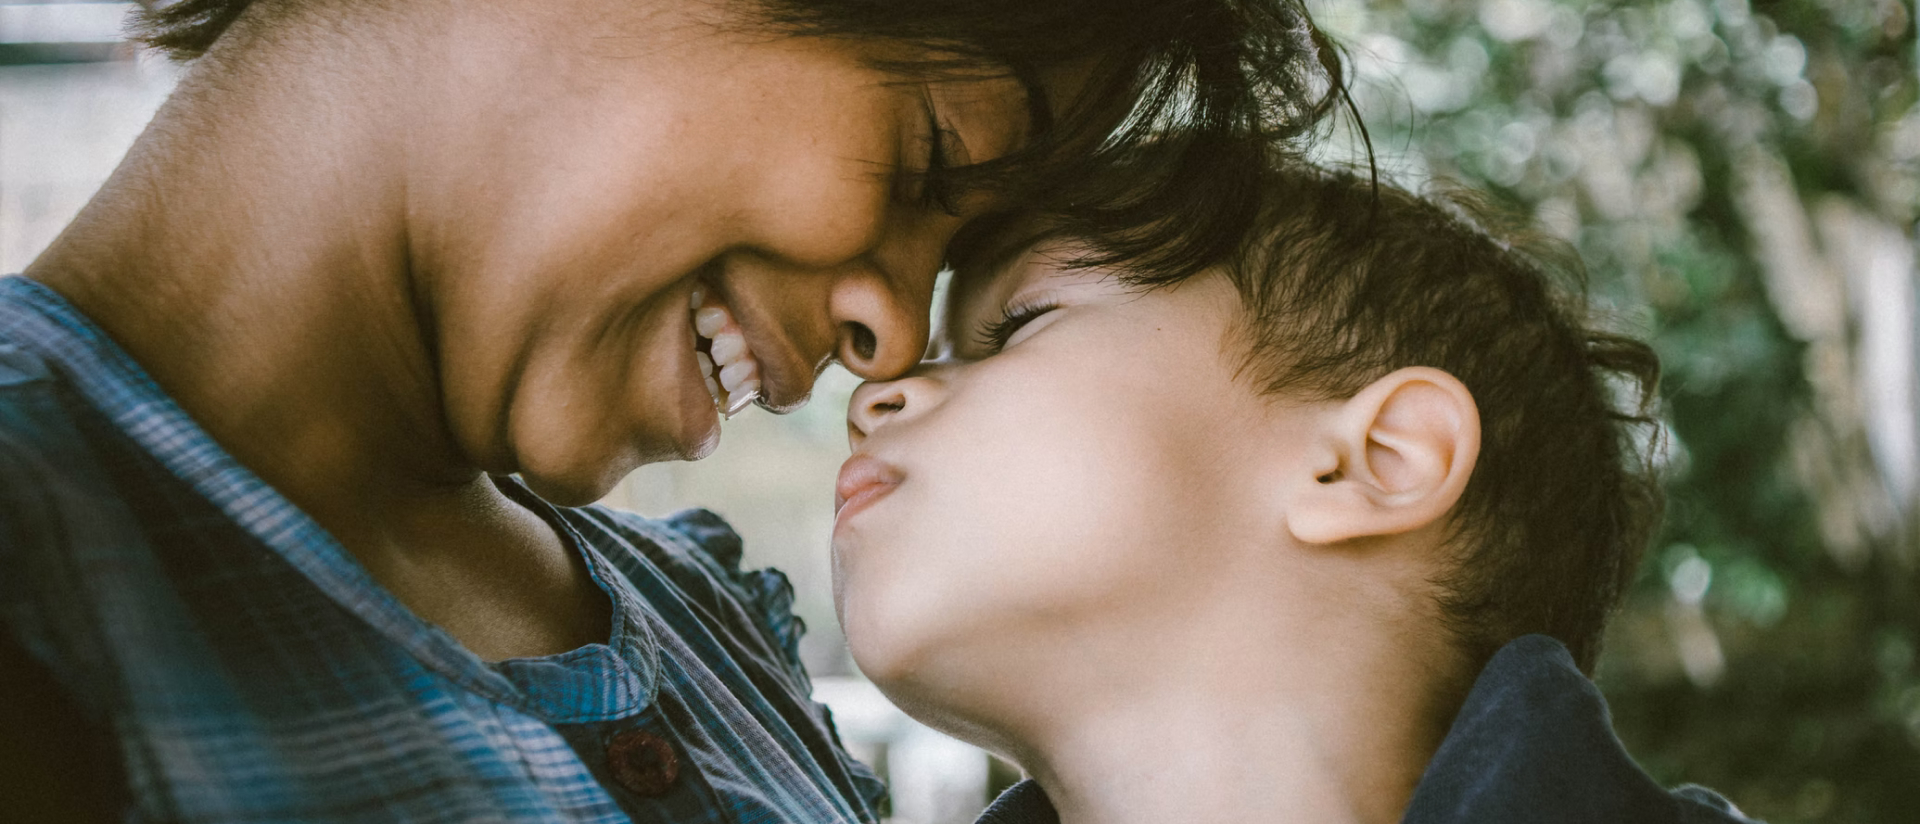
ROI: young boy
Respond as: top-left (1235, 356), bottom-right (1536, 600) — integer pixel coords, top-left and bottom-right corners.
top-left (832, 163), bottom-right (1760, 824)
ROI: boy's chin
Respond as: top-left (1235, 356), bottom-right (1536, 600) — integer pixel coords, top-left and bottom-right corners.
top-left (852, 643), bottom-right (972, 728)
top-left (842, 611), bottom-right (927, 690)
top-left (850, 633), bottom-right (1036, 760)
top-left (846, 609), bottom-right (1000, 711)
top-left (844, 606), bottom-right (962, 699)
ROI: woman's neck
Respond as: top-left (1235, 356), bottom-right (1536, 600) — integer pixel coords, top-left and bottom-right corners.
top-left (25, 86), bottom-right (609, 657)
top-left (26, 30), bottom-right (471, 515)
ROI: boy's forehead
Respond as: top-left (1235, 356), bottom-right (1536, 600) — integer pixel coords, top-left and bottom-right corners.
top-left (945, 254), bottom-right (1024, 322)
top-left (942, 217), bottom-right (1052, 321)
top-left (943, 241), bottom-right (1067, 329)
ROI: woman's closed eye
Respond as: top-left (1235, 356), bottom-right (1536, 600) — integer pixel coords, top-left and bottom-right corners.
top-left (913, 91), bottom-right (966, 214)
top-left (973, 299), bottom-right (1060, 354)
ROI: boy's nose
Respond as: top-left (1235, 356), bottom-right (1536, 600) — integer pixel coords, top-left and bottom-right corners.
top-left (846, 373), bottom-right (943, 449)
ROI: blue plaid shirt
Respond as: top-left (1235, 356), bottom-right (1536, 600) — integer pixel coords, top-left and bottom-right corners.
top-left (0, 276), bottom-right (886, 822)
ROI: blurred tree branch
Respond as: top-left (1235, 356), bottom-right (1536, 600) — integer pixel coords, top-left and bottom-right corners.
top-left (1310, 0), bottom-right (1918, 819)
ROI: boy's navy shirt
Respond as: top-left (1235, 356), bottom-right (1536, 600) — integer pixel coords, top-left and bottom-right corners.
top-left (0, 275), bottom-right (886, 822)
top-left (976, 636), bottom-right (1761, 824)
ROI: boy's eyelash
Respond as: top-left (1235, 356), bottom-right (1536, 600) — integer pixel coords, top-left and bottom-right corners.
top-left (974, 300), bottom-right (1059, 353)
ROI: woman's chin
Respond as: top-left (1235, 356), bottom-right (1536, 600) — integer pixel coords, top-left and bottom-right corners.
top-left (511, 398), bottom-right (723, 505)
top-left (510, 434), bottom-right (652, 506)
top-left (516, 460), bottom-right (630, 507)
top-left (676, 394), bottom-right (724, 461)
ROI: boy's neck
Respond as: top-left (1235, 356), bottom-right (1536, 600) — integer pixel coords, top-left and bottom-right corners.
top-left (1005, 568), bottom-right (1464, 824)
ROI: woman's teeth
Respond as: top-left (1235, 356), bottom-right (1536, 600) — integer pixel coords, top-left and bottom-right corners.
top-left (709, 331), bottom-right (747, 364)
top-left (690, 288), bottom-right (761, 418)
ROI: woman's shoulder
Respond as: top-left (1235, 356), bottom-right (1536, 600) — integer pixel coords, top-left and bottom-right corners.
top-left (558, 504), bottom-right (887, 814)
top-left (0, 340), bottom-right (114, 564)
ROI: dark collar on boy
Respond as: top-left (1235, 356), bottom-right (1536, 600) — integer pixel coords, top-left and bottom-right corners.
top-left (972, 634), bottom-right (1760, 824)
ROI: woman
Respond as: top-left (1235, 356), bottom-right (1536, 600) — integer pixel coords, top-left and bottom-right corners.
top-left (0, 0), bottom-right (1333, 820)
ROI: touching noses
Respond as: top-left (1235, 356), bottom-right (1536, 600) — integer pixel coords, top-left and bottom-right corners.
top-left (846, 371), bottom-right (944, 448)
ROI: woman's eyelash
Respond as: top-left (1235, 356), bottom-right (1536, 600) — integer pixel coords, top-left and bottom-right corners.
top-left (974, 301), bottom-right (1059, 353)
top-left (919, 97), bottom-right (959, 214)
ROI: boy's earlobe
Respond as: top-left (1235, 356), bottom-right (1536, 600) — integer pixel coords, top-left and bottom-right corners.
top-left (1286, 367), bottom-right (1480, 546)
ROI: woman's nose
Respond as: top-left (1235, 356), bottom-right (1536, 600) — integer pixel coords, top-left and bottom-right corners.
top-left (747, 135), bottom-right (950, 382)
top-left (846, 371), bottom-right (945, 448)
top-left (829, 269), bottom-right (935, 381)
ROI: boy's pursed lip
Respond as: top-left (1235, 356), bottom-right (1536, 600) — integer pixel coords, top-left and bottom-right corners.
top-left (835, 453), bottom-right (904, 526)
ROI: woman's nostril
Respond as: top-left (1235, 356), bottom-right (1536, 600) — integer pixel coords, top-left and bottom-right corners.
top-left (874, 399), bottom-right (905, 414)
top-left (845, 323), bottom-right (878, 362)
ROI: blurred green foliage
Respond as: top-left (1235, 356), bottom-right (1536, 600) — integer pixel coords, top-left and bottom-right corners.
top-left (1310, 0), bottom-right (1920, 820)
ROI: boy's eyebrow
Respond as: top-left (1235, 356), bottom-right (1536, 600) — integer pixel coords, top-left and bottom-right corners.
top-left (939, 254), bottom-right (1029, 351)
top-left (939, 267), bottom-right (995, 342)
top-left (947, 210), bottom-right (1050, 281)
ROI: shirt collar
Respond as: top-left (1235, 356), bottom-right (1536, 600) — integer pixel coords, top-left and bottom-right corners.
top-left (1402, 634), bottom-right (1750, 823)
top-left (976, 635), bottom-right (1751, 824)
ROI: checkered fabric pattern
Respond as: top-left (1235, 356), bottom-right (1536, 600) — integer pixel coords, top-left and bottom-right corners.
top-left (0, 275), bottom-right (885, 823)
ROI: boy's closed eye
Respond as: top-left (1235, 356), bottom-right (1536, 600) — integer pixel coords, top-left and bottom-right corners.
top-left (972, 298), bottom-right (1062, 354)
top-left (941, 245), bottom-right (1112, 362)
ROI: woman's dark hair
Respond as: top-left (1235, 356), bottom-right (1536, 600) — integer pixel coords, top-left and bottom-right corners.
top-left (131, 0), bottom-right (1346, 285)
top-left (750, 0), bottom-right (1346, 283)
top-left (1223, 164), bottom-right (1665, 674)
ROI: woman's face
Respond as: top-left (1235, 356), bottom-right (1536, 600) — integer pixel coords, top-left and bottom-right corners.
top-left (409, 0), bottom-right (1045, 503)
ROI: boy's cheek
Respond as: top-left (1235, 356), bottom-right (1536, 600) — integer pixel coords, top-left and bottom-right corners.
top-left (839, 457), bottom-right (1157, 638)
top-left (835, 478), bottom-right (998, 630)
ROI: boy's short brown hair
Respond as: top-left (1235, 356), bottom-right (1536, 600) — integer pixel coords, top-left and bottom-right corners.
top-left (952, 161), bottom-right (1661, 673)
top-left (1211, 164), bottom-right (1663, 673)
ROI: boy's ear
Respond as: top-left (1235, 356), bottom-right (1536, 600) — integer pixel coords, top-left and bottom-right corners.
top-left (1287, 367), bottom-right (1480, 546)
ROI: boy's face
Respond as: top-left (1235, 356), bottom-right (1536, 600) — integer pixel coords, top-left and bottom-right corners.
top-left (833, 243), bottom-right (1322, 713)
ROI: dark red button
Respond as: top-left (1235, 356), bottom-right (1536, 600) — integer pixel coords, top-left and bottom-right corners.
top-left (606, 729), bottom-right (679, 796)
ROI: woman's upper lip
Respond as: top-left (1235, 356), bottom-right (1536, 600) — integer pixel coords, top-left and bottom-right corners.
top-left (835, 453), bottom-right (904, 515)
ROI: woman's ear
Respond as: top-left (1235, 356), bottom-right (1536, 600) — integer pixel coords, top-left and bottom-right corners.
top-left (1287, 367), bottom-right (1480, 546)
